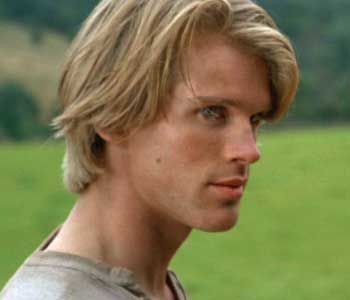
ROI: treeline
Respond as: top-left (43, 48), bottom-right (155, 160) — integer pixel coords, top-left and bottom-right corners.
top-left (0, 0), bottom-right (349, 140)
top-left (0, 0), bottom-right (97, 41)
top-left (260, 0), bottom-right (350, 123)
top-left (0, 82), bottom-right (53, 140)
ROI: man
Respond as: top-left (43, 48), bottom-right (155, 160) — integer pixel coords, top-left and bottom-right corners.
top-left (1, 0), bottom-right (299, 299)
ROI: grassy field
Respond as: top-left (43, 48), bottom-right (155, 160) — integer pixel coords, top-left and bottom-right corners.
top-left (1, 127), bottom-right (349, 299)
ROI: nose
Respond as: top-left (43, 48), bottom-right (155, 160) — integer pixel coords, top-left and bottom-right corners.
top-left (224, 127), bottom-right (261, 165)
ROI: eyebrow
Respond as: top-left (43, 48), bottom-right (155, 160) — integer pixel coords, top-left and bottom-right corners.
top-left (188, 95), bottom-right (273, 114)
top-left (194, 96), bottom-right (238, 107)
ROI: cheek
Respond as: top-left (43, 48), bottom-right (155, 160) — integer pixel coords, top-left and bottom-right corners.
top-left (151, 127), bottom-right (223, 201)
top-left (135, 127), bottom-right (215, 188)
top-left (166, 127), bottom-right (221, 166)
top-left (127, 122), bottom-right (222, 198)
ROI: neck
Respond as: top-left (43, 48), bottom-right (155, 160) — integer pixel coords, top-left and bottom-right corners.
top-left (47, 177), bottom-right (191, 299)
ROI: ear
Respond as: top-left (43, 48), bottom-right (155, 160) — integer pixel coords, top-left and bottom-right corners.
top-left (96, 129), bottom-right (128, 146)
top-left (96, 130), bottom-right (114, 143)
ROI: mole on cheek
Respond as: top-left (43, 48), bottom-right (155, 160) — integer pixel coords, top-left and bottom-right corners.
top-left (156, 158), bottom-right (162, 164)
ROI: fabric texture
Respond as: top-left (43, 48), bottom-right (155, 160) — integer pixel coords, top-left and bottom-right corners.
top-left (0, 230), bottom-right (187, 300)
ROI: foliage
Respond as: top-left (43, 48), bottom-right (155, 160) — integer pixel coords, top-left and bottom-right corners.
top-left (0, 81), bottom-right (52, 141)
top-left (259, 0), bottom-right (350, 123)
top-left (0, 81), bottom-right (45, 140)
top-left (0, 0), bottom-right (349, 138)
top-left (1, 128), bottom-right (349, 298)
top-left (0, 0), bottom-right (97, 40)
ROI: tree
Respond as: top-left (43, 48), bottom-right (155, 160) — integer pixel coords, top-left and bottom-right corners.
top-left (0, 81), bottom-right (42, 140)
top-left (0, 0), bottom-right (98, 40)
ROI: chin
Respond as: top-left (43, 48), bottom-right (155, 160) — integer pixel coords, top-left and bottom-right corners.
top-left (203, 219), bottom-right (239, 233)
top-left (195, 210), bottom-right (240, 233)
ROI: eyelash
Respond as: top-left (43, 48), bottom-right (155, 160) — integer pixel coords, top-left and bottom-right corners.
top-left (250, 113), bottom-right (265, 128)
top-left (200, 106), bottom-right (227, 123)
top-left (200, 106), bottom-right (266, 128)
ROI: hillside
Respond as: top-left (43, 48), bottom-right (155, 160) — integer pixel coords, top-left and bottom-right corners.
top-left (0, 22), bottom-right (68, 117)
top-left (1, 0), bottom-right (350, 124)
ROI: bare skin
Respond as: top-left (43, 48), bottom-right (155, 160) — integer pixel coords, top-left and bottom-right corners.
top-left (47, 179), bottom-right (185, 300)
top-left (47, 33), bottom-right (271, 300)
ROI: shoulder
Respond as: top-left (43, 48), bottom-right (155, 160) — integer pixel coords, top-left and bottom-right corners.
top-left (0, 255), bottom-right (137, 300)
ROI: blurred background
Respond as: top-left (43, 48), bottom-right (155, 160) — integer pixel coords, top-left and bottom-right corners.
top-left (0, 0), bottom-right (349, 299)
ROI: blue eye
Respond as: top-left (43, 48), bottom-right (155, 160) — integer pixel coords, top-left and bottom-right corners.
top-left (200, 106), bottom-right (227, 122)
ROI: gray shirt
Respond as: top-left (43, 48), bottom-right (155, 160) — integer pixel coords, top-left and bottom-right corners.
top-left (0, 231), bottom-right (187, 300)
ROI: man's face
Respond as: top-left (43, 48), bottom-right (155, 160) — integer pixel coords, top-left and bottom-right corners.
top-left (109, 34), bottom-right (271, 232)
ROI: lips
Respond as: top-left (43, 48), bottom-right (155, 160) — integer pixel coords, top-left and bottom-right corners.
top-left (210, 177), bottom-right (248, 200)
top-left (213, 177), bottom-right (248, 188)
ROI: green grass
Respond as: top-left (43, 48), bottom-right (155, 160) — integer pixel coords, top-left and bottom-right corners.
top-left (1, 127), bottom-right (349, 299)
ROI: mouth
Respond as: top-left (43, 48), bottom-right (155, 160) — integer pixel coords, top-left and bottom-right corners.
top-left (209, 177), bottom-right (248, 201)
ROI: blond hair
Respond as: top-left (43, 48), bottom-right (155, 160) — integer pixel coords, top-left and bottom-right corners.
top-left (53, 0), bottom-right (299, 193)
